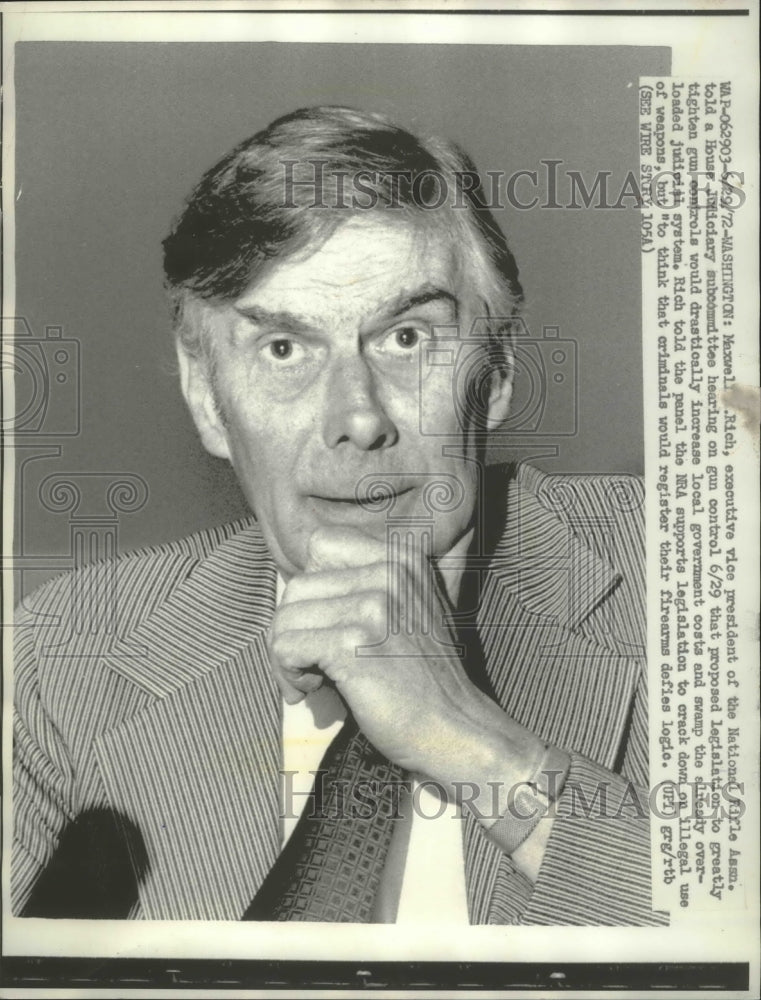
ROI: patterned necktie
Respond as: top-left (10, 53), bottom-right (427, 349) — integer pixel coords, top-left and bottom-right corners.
top-left (243, 715), bottom-right (405, 922)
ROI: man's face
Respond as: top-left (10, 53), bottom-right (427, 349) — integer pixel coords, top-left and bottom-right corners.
top-left (179, 216), bottom-right (511, 578)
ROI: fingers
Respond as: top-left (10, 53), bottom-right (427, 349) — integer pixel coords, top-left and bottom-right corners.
top-left (269, 626), bottom-right (369, 686)
top-left (269, 655), bottom-right (324, 704)
top-left (281, 562), bottom-right (424, 625)
top-left (280, 565), bottom-right (381, 607)
top-left (268, 526), bottom-right (441, 706)
top-left (274, 672), bottom-right (308, 705)
top-left (304, 525), bottom-right (434, 584)
top-left (269, 535), bottom-right (383, 704)
top-left (305, 526), bottom-right (386, 572)
top-left (266, 627), bottom-right (326, 704)
top-left (275, 591), bottom-right (387, 636)
top-left (270, 593), bottom-right (384, 698)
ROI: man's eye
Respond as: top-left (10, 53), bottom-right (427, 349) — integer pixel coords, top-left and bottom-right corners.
top-left (395, 327), bottom-right (420, 349)
top-left (269, 339), bottom-right (294, 359)
top-left (261, 338), bottom-right (305, 364)
top-left (379, 325), bottom-right (428, 356)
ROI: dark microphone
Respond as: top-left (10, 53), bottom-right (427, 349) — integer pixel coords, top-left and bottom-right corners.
top-left (21, 807), bottom-right (149, 919)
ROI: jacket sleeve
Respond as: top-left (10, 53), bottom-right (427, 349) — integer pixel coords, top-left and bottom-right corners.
top-left (482, 676), bottom-right (667, 925)
top-left (520, 666), bottom-right (666, 925)
top-left (518, 753), bottom-right (668, 925)
top-left (11, 607), bottom-right (77, 915)
top-left (476, 469), bottom-right (664, 924)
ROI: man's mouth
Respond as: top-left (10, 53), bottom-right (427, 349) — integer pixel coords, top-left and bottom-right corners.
top-left (307, 486), bottom-right (414, 509)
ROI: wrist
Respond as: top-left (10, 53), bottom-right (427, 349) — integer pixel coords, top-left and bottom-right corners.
top-left (449, 697), bottom-right (572, 854)
top-left (424, 697), bottom-right (549, 818)
top-left (482, 742), bottom-right (571, 853)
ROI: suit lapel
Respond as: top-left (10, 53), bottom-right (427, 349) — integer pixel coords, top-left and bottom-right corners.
top-left (93, 523), bottom-right (283, 920)
top-left (463, 466), bottom-right (644, 924)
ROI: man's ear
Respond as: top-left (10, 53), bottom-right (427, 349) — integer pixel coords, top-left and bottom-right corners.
top-left (485, 366), bottom-right (513, 429)
top-left (175, 341), bottom-right (231, 461)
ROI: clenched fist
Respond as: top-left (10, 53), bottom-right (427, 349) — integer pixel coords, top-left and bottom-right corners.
top-left (267, 525), bottom-right (546, 805)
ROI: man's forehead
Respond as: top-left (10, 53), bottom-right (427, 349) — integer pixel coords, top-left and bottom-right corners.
top-left (232, 216), bottom-right (462, 319)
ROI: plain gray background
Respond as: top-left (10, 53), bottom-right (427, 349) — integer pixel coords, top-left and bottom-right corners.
top-left (13, 42), bottom-right (669, 594)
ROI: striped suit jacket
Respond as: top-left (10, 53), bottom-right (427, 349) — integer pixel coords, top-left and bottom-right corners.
top-left (12, 464), bottom-right (666, 924)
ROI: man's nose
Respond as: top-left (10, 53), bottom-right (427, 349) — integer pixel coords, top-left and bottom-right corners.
top-left (322, 355), bottom-right (399, 451)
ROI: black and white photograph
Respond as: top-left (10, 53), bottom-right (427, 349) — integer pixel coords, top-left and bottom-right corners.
top-left (2, 2), bottom-right (758, 997)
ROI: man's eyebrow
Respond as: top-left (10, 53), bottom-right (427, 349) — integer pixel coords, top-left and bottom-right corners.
top-left (233, 304), bottom-right (315, 334)
top-left (233, 286), bottom-right (458, 334)
top-left (386, 286), bottom-right (459, 320)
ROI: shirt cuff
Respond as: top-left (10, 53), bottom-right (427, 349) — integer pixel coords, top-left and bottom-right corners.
top-left (484, 743), bottom-right (571, 855)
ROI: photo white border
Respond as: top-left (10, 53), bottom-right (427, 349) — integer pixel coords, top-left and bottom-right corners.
top-left (1, 2), bottom-right (758, 995)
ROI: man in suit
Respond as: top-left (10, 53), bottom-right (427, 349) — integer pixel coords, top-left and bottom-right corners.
top-left (13, 106), bottom-right (664, 925)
